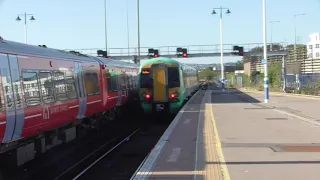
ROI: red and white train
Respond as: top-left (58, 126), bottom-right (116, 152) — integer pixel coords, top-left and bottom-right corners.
top-left (0, 38), bottom-right (139, 167)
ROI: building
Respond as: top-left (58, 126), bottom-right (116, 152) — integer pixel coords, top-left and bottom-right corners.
top-left (305, 33), bottom-right (320, 73)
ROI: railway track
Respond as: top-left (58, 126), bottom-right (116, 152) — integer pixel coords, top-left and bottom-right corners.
top-left (0, 113), bottom-right (171, 180)
top-left (57, 129), bottom-right (140, 180)
top-left (70, 122), bottom-right (170, 180)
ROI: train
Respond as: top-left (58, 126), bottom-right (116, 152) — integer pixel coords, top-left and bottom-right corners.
top-left (0, 38), bottom-right (140, 167)
top-left (138, 57), bottom-right (199, 115)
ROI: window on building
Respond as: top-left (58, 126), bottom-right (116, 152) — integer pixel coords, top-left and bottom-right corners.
top-left (39, 71), bottom-right (55, 103)
top-left (22, 72), bottom-right (41, 106)
top-left (316, 44), bottom-right (319, 48)
top-left (316, 53), bottom-right (320, 58)
top-left (309, 45), bottom-right (313, 49)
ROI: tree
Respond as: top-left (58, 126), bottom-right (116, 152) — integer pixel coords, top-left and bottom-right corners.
top-left (234, 60), bottom-right (244, 70)
top-left (198, 67), bottom-right (219, 80)
top-left (268, 61), bottom-right (282, 88)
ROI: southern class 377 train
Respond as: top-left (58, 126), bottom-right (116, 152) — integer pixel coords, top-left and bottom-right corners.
top-left (138, 57), bottom-right (199, 115)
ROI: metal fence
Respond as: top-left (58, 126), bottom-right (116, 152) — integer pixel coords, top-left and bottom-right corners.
top-left (226, 73), bottom-right (320, 95)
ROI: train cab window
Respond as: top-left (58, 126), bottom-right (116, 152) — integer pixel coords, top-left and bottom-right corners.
top-left (65, 71), bottom-right (77, 99)
top-left (22, 72), bottom-right (41, 106)
top-left (39, 72), bottom-right (55, 103)
top-left (168, 67), bottom-right (180, 88)
top-left (84, 72), bottom-right (100, 96)
top-left (140, 69), bottom-right (153, 88)
top-left (54, 72), bottom-right (67, 101)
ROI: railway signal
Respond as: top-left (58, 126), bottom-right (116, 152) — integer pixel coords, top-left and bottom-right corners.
top-left (97, 50), bottom-right (108, 58)
top-left (148, 48), bottom-right (159, 58)
top-left (176, 47), bottom-right (188, 58)
top-left (133, 55), bottom-right (140, 64)
top-left (154, 49), bottom-right (159, 58)
top-left (232, 46), bottom-right (244, 56)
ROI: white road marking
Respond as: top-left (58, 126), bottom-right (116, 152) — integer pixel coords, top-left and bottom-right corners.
top-left (183, 119), bottom-right (191, 124)
top-left (167, 147), bottom-right (181, 162)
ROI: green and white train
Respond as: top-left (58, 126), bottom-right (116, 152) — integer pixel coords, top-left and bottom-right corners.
top-left (138, 57), bottom-right (199, 115)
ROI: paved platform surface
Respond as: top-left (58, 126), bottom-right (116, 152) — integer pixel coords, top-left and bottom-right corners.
top-left (131, 88), bottom-right (320, 180)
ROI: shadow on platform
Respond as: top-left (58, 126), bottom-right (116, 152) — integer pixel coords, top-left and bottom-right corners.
top-left (207, 160), bottom-right (320, 165)
top-left (210, 88), bottom-right (261, 104)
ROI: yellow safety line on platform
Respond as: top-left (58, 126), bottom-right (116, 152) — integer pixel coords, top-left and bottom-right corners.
top-left (242, 90), bottom-right (320, 100)
top-left (210, 104), bottom-right (231, 180)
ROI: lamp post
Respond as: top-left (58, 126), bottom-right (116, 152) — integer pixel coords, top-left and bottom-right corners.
top-left (16, 13), bottom-right (35, 44)
top-left (104, 0), bottom-right (108, 53)
top-left (262, 0), bottom-right (268, 103)
top-left (211, 6), bottom-right (231, 92)
top-left (270, 20), bottom-right (280, 51)
top-left (294, 13), bottom-right (306, 61)
top-left (137, 0), bottom-right (141, 61)
top-left (126, 0), bottom-right (130, 56)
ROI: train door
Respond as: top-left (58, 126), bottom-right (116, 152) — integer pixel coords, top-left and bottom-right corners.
top-left (117, 73), bottom-right (123, 106)
top-left (0, 54), bottom-right (25, 143)
top-left (75, 62), bottom-right (87, 119)
top-left (151, 64), bottom-right (168, 103)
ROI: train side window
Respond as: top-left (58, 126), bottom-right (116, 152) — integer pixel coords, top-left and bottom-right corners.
top-left (120, 74), bottom-right (126, 90)
top-left (128, 75), bottom-right (133, 89)
top-left (84, 72), bottom-right (100, 96)
top-left (113, 75), bottom-right (118, 91)
top-left (168, 67), bottom-right (180, 88)
top-left (106, 72), bottom-right (112, 92)
top-left (54, 72), bottom-right (68, 101)
top-left (22, 72), bottom-right (41, 106)
top-left (65, 71), bottom-right (78, 99)
top-left (39, 72), bottom-right (55, 104)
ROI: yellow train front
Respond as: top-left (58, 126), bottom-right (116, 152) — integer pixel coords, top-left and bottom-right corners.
top-left (139, 57), bottom-right (199, 115)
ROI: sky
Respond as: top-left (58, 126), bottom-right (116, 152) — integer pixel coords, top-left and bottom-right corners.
top-left (0, 0), bottom-right (320, 64)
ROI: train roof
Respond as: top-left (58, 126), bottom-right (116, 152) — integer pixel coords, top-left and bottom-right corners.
top-left (0, 39), bottom-right (99, 62)
top-left (0, 39), bottom-right (139, 68)
top-left (96, 57), bottom-right (139, 68)
top-left (141, 57), bottom-right (197, 71)
top-left (141, 57), bottom-right (180, 66)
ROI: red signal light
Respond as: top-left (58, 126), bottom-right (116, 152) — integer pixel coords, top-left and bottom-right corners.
top-left (146, 94), bottom-right (151, 99)
top-left (170, 94), bottom-right (175, 98)
top-left (182, 53), bottom-right (187, 58)
top-left (154, 54), bottom-right (159, 58)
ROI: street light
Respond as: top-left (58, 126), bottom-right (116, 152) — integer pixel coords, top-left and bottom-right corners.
top-left (104, 0), bottom-right (108, 53)
top-left (270, 20), bottom-right (280, 51)
top-left (294, 13), bottom-right (306, 61)
top-left (16, 13), bottom-right (35, 44)
top-left (137, 0), bottom-right (141, 62)
top-left (262, 0), bottom-right (268, 103)
top-left (211, 6), bottom-right (231, 92)
top-left (126, 0), bottom-right (130, 56)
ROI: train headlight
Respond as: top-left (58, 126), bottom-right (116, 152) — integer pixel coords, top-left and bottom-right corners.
top-left (141, 92), bottom-right (151, 99)
top-left (170, 92), bottom-right (179, 98)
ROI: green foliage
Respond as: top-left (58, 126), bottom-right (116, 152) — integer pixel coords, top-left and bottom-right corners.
top-left (268, 61), bottom-right (282, 88)
top-left (198, 67), bottom-right (219, 80)
top-left (234, 60), bottom-right (244, 70)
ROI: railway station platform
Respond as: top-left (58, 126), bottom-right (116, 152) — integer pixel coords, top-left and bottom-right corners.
top-left (131, 88), bottom-right (320, 180)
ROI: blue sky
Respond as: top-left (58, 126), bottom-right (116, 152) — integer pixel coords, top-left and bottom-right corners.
top-left (0, 0), bottom-right (320, 64)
